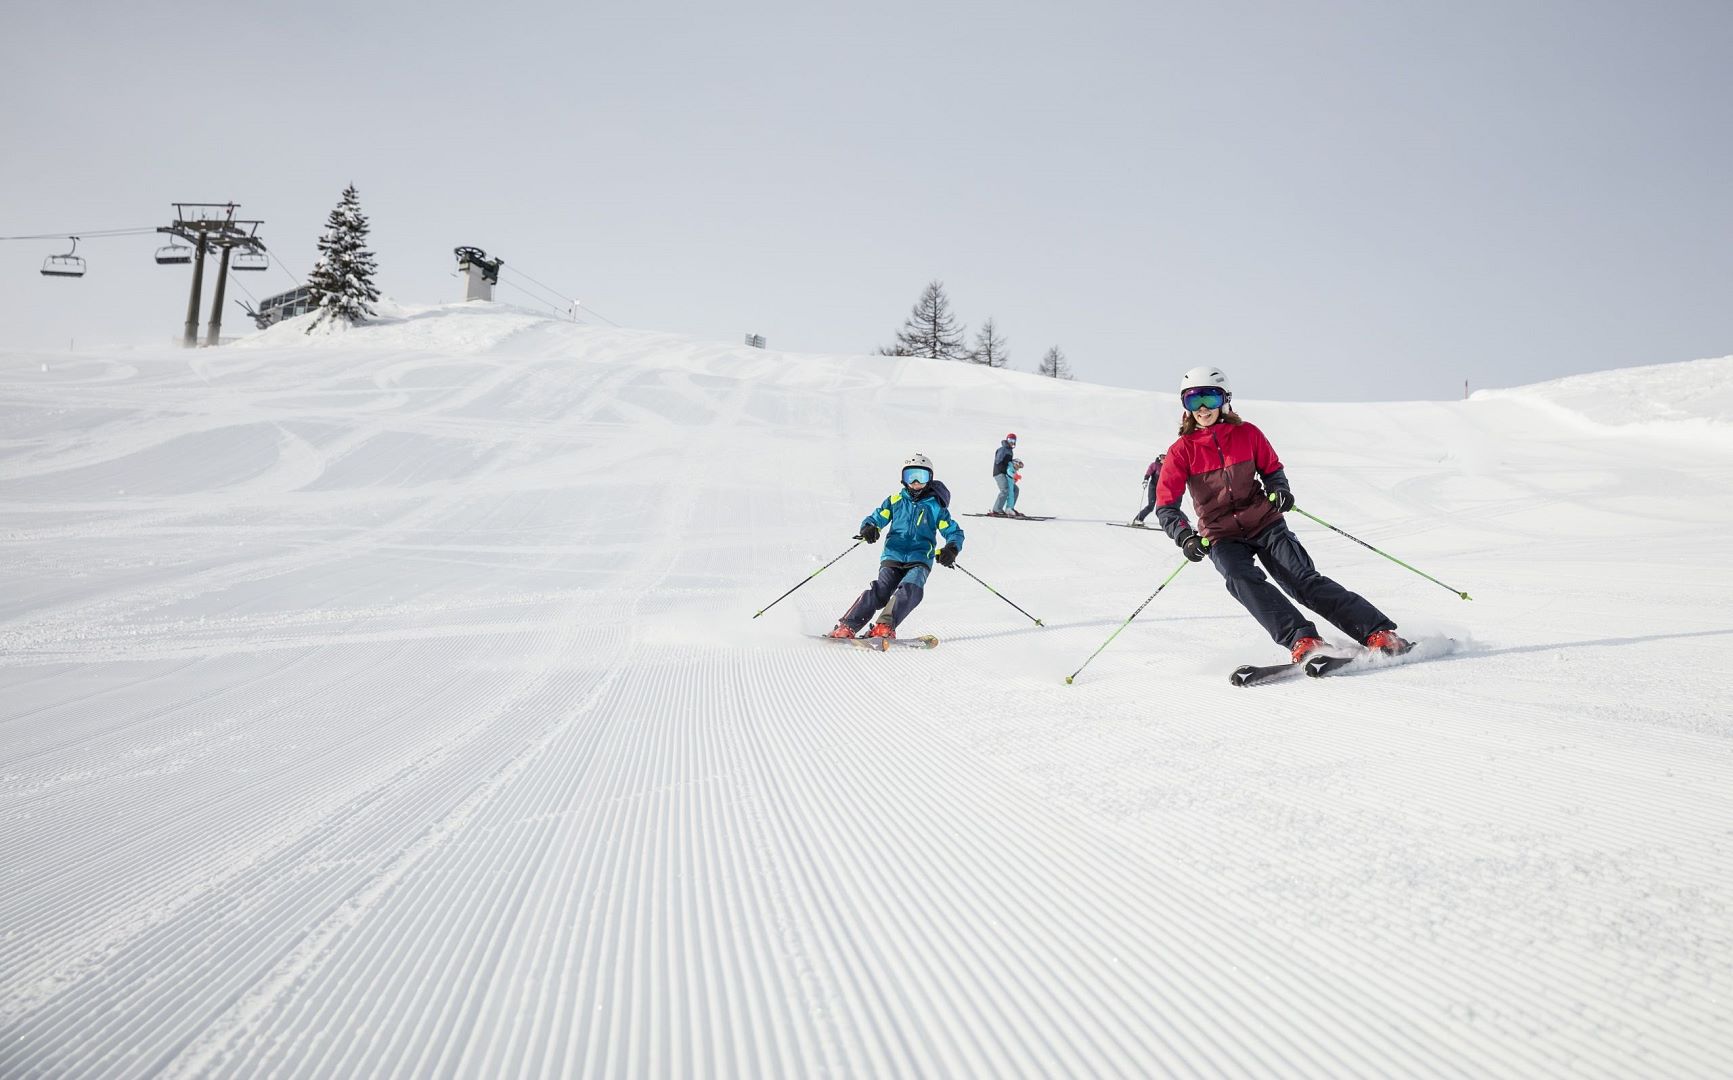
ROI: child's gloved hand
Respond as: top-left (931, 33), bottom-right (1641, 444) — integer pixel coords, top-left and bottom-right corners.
top-left (857, 523), bottom-right (880, 543)
top-left (936, 543), bottom-right (959, 567)
top-left (1179, 531), bottom-right (1210, 562)
top-left (1267, 490), bottom-right (1295, 513)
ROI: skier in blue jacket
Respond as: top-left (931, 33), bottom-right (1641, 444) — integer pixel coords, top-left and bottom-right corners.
top-left (828, 453), bottom-right (965, 641)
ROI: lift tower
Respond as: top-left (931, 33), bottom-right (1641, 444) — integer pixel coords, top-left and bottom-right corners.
top-left (158, 203), bottom-right (268, 346)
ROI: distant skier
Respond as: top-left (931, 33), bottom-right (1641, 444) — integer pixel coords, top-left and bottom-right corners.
top-left (1154, 366), bottom-right (1410, 664)
top-left (990, 432), bottom-right (1026, 517)
top-left (827, 453), bottom-right (965, 641)
top-left (1130, 454), bottom-right (1164, 526)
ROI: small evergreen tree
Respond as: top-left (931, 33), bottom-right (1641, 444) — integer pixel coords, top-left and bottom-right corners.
top-left (882, 280), bottom-right (968, 360)
top-left (967, 317), bottom-right (1010, 368)
top-left (305, 184), bottom-right (380, 330)
top-left (1038, 345), bottom-right (1074, 380)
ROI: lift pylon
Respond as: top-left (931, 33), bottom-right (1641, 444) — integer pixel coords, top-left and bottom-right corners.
top-left (158, 203), bottom-right (268, 346)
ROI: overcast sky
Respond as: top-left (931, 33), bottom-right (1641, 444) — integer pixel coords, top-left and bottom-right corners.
top-left (4, 0), bottom-right (1729, 401)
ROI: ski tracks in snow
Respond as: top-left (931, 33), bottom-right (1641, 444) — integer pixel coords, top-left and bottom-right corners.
top-left (4, 318), bottom-right (1732, 1077)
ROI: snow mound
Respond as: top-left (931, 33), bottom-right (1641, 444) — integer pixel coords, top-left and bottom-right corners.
top-left (1473, 354), bottom-right (1733, 434)
top-left (232, 300), bottom-right (555, 354)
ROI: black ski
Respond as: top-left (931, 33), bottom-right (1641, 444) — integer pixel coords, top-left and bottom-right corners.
top-left (1230, 662), bottom-right (1302, 687)
top-left (1303, 651), bottom-right (1361, 678)
top-left (1106, 522), bottom-right (1156, 530)
top-left (1306, 637), bottom-right (1443, 678)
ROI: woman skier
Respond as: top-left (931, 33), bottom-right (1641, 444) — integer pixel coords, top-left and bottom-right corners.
top-left (828, 453), bottom-right (965, 641)
top-left (1153, 366), bottom-right (1410, 664)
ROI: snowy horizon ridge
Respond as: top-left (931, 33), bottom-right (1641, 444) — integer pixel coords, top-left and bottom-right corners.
top-left (4, 303), bottom-right (1731, 1076)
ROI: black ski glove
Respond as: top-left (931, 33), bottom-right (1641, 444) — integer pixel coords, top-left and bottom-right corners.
top-left (1179, 531), bottom-right (1210, 562)
top-left (1267, 490), bottom-right (1295, 513)
top-left (858, 523), bottom-right (880, 544)
top-left (936, 543), bottom-right (959, 568)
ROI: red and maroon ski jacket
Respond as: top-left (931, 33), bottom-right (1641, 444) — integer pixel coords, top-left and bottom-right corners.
top-left (1153, 420), bottom-right (1291, 544)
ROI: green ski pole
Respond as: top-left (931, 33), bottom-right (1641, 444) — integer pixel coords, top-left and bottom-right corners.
top-left (1292, 507), bottom-right (1471, 601)
top-left (1065, 557), bottom-right (1191, 685)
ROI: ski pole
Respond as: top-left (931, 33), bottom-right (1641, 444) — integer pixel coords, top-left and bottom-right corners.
top-left (752, 540), bottom-right (863, 618)
top-left (1293, 506), bottom-right (1471, 601)
top-left (952, 562), bottom-right (1044, 626)
top-left (1065, 558), bottom-right (1190, 685)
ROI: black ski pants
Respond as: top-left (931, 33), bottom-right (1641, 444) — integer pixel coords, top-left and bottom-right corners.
top-left (841, 561), bottom-right (929, 630)
top-left (1208, 520), bottom-right (1395, 649)
top-left (1133, 482), bottom-right (1158, 524)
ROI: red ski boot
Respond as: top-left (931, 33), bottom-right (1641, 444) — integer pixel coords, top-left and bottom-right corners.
top-left (1364, 629), bottom-right (1414, 656)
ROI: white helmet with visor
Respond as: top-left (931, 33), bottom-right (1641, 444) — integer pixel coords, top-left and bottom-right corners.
top-left (1179, 366), bottom-right (1231, 412)
top-left (901, 452), bottom-right (934, 489)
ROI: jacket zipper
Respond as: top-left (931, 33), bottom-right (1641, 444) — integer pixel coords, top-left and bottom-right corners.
top-left (1208, 428), bottom-right (1247, 533)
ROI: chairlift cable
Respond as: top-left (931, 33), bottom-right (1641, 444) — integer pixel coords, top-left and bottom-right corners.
top-left (500, 265), bottom-right (621, 326)
top-left (0, 227), bottom-right (159, 241)
top-left (497, 280), bottom-right (575, 320)
top-left (496, 272), bottom-right (574, 314)
top-left (495, 266), bottom-right (568, 307)
top-left (225, 268), bottom-right (261, 305)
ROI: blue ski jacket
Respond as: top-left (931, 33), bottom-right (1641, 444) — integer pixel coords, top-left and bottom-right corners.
top-left (861, 480), bottom-right (964, 565)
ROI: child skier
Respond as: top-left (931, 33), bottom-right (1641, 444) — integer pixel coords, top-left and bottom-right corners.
top-left (1153, 366), bottom-right (1410, 664)
top-left (828, 453), bottom-right (965, 641)
top-left (1130, 454), bottom-right (1164, 526)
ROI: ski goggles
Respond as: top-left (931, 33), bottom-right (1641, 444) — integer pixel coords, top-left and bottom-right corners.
top-left (902, 466), bottom-right (932, 487)
top-left (1182, 387), bottom-right (1226, 412)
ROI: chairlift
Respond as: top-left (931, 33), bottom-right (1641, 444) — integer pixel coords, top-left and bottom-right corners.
top-left (155, 238), bottom-right (193, 265)
top-left (231, 248), bottom-right (268, 271)
top-left (41, 237), bottom-right (86, 278)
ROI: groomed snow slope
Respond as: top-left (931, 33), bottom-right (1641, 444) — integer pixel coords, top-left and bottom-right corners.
top-left (3, 304), bottom-right (1730, 1078)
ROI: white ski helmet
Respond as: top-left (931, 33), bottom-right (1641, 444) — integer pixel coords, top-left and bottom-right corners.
top-left (1179, 365), bottom-right (1231, 397)
top-left (903, 452), bottom-right (934, 472)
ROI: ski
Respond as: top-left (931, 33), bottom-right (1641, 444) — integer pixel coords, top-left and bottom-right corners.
top-left (1303, 651), bottom-right (1361, 678)
top-left (816, 633), bottom-right (940, 651)
top-left (1229, 662), bottom-right (1302, 687)
top-left (1232, 647), bottom-right (1360, 686)
top-left (962, 513), bottom-right (1055, 521)
top-left (1305, 637), bottom-right (1450, 678)
top-left (1105, 522), bottom-right (1156, 530)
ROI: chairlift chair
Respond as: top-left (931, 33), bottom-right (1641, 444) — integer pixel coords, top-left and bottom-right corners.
top-left (41, 237), bottom-right (86, 278)
top-left (155, 238), bottom-right (192, 265)
top-left (231, 249), bottom-right (268, 271)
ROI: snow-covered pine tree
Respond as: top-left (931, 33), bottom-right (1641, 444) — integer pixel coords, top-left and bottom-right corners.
top-left (304, 184), bottom-right (380, 331)
top-left (881, 280), bottom-right (968, 360)
top-left (967, 316), bottom-right (1009, 367)
top-left (1038, 345), bottom-right (1074, 380)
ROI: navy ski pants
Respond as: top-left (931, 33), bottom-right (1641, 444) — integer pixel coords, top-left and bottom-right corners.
top-left (1208, 520), bottom-right (1395, 649)
top-left (841, 561), bottom-right (929, 630)
top-left (1133, 483), bottom-right (1158, 524)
